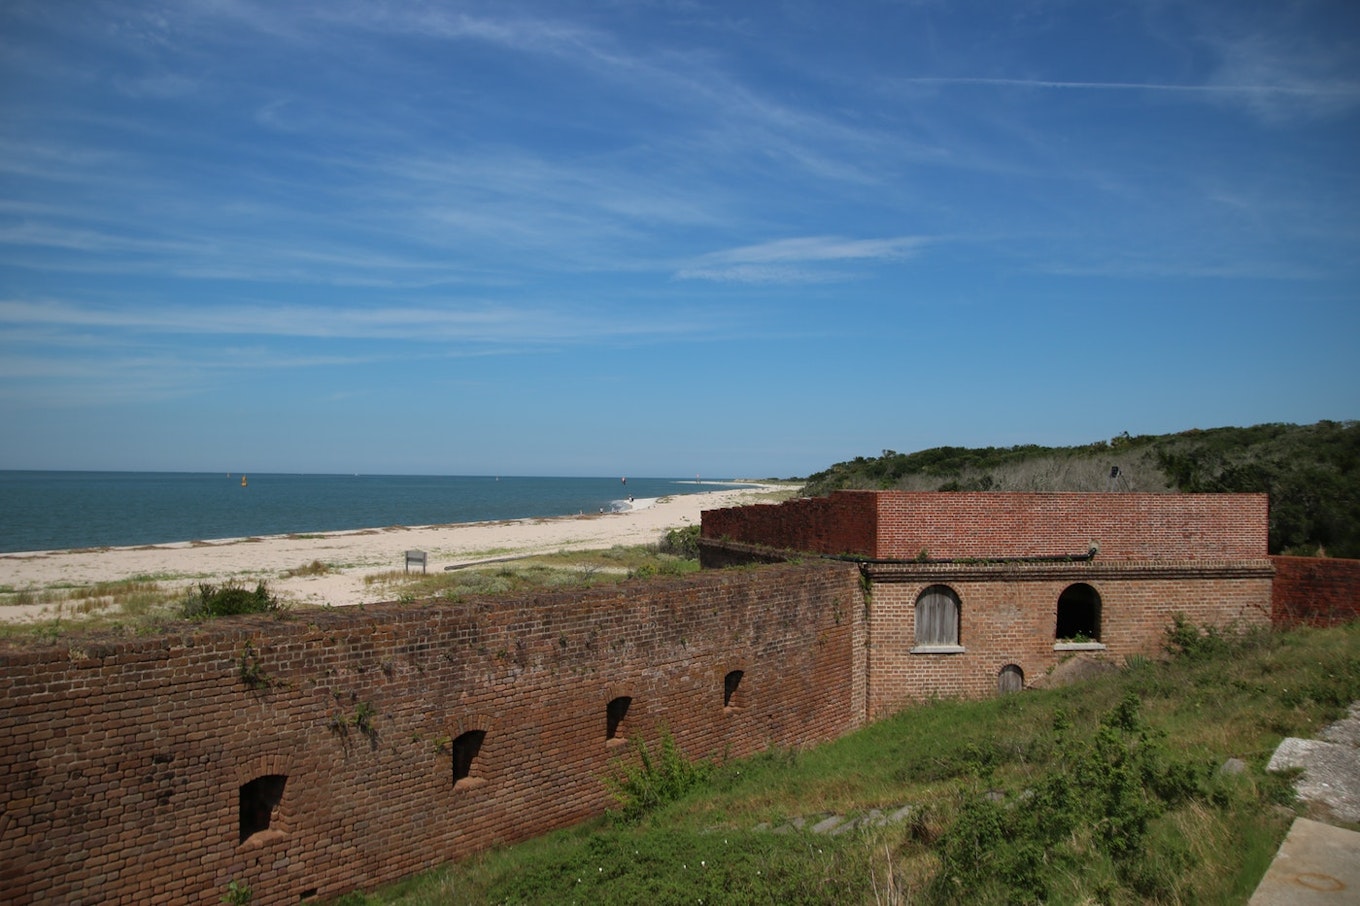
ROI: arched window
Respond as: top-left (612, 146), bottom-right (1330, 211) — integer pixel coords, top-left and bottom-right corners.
top-left (451, 730), bottom-right (486, 787)
top-left (998, 664), bottom-right (1024, 695)
top-left (1056, 583), bottom-right (1102, 642)
top-left (914, 585), bottom-right (961, 649)
top-left (723, 670), bottom-right (745, 709)
top-left (606, 696), bottom-right (631, 742)
top-left (239, 774), bottom-right (286, 844)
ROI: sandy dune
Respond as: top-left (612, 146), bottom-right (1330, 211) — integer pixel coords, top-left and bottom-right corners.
top-left (0, 485), bottom-right (779, 622)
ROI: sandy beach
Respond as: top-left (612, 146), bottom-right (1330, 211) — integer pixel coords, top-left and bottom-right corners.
top-left (0, 485), bottom-right (780, 623)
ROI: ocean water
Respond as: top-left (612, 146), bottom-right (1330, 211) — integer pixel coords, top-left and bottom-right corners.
top-left (0, 472), bottom-right (747, 554)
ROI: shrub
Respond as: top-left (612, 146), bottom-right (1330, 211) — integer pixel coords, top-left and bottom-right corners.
top-left (221, 879), bottom-right (252, 905)
top-left (182, 581), bottom-right (280, 619)
top-left (604, 729), bottom-right (711, 823)
top-left (931, 693), bottom-right (1212, 903)
top-left (1164, 614), bottom-right (1231, 661)
top-left (283, 559), bottom-right (331, 577)
top-left (658, 524), bottom-right (701, 559)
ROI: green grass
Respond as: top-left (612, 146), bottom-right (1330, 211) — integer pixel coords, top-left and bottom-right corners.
top-left (331, 620), bottom-right (1360, 905)
top-left (283, 559), bottom-right (334, 577)
top-left (362, 545), bottom-right (700, 603)
top-left (0, 544), bottom-right (702, 643)
top-left (0, 575), bottom-right (191, 641)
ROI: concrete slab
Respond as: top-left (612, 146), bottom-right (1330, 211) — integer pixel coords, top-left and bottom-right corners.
top-left (1268, 725), bottom-right (1360, 824)
top-left (829, 817), bottom-right (863, 835)
top-left (811, 814), bottom-right (847, 834)
top-left (886, 804), bottom-right (915, 825)
top-left (1320, 703), bottom-right (1360, 748)
top-left (1248, 818), bottom-right (1360, 905)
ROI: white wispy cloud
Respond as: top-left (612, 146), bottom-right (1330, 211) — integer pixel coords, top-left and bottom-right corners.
top-left (0, 297), bottom-right (722, 346)
top-left (896, 41), bottom-right (1359, 125)
top-left (897, 75), bottom-right (1358, 99)
top-left (0, 221), bottom-right (201, 255)
top-left (676, 235), bottom-right (930, 283)
top-left (3, 2), bottom-right (945, 297)
top-left (0, 290), bottom-right (733, 407)
top-left (1203, 30), bottom-right (1360, 123)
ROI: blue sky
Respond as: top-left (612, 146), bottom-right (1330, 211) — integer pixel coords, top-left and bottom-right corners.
top-left (1, 1), bottom-right (1357, 478)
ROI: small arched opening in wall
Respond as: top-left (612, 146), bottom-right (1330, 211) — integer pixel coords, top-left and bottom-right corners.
top-left (451, 730), bottom-right (486, 790)
top-left (239, 774), bottom-right (287, 845)
top-left (997, 664), bottom-right (1024, 695)
top-left (723, 670), bottom-right (745, 710)
top-left (912, 584), bottom-right (963, 652)
top-left (606, 696), bottom-right (632, 746)
top-left (1055, 583), bottom-right (1103, 646)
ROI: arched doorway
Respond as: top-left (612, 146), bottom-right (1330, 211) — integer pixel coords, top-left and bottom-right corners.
top-left (997, 664), bottom-right (1024, 694)
top-left (1056, 583), bottom-right (1101, 641)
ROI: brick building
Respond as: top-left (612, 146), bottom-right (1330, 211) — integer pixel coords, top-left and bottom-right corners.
top-left (701, 491), bottom-right (1275, 717)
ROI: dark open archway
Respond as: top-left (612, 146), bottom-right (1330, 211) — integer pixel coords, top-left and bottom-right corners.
top-left (1056, 583), bottom-right (1101, 641)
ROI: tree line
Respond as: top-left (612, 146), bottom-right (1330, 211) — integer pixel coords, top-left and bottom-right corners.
top-left (799, 421), bottom-right (1360, 557)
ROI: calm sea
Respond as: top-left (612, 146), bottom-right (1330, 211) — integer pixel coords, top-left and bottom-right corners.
top-left (0, 472), bottom-right (748, 554)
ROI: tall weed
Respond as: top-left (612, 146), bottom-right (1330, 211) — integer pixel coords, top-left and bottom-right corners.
top-left (181, 581), bottom-right (281, 618)
top-left (931, 692), bottom-right (1215, 903)
top-left (605, 730), bottom-right (711, 823)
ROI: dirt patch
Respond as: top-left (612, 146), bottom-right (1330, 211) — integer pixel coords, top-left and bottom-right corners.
top-left (1029, 653), bottom-right (1119, 689)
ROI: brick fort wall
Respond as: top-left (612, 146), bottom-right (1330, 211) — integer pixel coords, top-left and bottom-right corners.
top-left (703, 491), bottom-right (1269, 561)
top-left (701, 492), bottom-right (878, 558)
top-left (0, 492), bottom-right (1305, 903)
top-left (0, 561), bottom-right (865, 906)
top-left (1271, 555), bottom-right (1360, 628)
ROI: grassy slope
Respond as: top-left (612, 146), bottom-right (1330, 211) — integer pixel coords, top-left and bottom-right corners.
top-left (333, 620), bottom-right (1360, 906)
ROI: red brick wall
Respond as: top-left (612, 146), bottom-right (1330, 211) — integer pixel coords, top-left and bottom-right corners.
top-left (864, 561), bottom-right (1273, 716)
top-left (703, 491), bottom-right (1269, 562)
top-left (0, 562), bottom-right (865, 906)
top-left (1271, 556), bottom-right (1360, 628)
top-left (701, 492), bottom-right (1275, 716)
top-left (701, 492), bottom-right (878, 558)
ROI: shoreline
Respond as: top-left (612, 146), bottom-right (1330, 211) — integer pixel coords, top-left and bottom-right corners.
top-left (0, 484), bottom-right (784, 622)
top-left (0, 492), bottom-right (667, 559)
top-left (0, 474), bottom-right (754, 556)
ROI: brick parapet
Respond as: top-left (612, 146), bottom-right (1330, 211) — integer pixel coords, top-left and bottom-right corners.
top-left (872, 491), bottom-right (1268, 560)
top-left (701, 492), bottom-right (879, 557)
top-left (1270, 555), bottom-right (1360, 628)
top-left (0, 562), bottom-right (866, 906)
top-left (863, 559), bottom-right (1276, 584)
top-left (697, 537), bottom-right (799, 569)
top-left (702, 491), bottom-right (1269, 562)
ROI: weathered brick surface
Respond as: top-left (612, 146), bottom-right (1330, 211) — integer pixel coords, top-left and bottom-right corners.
top-left (702, 492), bottom-right (878, 559)
top-left (862, 561), bottom-right (1273, 716)
top-left (0, 562), bottom-right (865, 906)
top-left (703, 491), bottom-right (1269, 561)
top-left (1271, 555), bottom-right (1360, 627)
top-left (702, 491), bottom-right (1276, 717)
top-left (0, 491), bottom-right (1300, 904)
